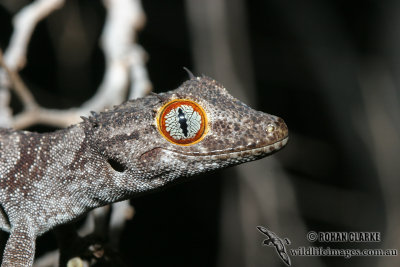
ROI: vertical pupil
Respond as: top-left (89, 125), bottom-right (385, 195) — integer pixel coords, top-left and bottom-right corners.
top-left (178, 108), bottom-right (188, 137)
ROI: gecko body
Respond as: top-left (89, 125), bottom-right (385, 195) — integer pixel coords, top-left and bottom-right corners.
top-left (0, 76), bottom-right (288, 266)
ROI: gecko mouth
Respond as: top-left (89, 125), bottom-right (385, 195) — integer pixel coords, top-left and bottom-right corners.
top-left (214, 136), bottom-right (289, 159)
top-left (206, 136), bottom-right (288, 159)
top-left (163, 136), bottom-right (289, 159)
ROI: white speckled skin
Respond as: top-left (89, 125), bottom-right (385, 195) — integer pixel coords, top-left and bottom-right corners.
top-left (0, 76), bottom-right (288, 266)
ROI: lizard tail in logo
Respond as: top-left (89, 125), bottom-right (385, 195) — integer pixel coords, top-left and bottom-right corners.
top-left (257, 226), bottom-right (292, 266)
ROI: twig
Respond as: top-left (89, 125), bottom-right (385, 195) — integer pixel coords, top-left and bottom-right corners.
top-left (108, 200), bottom-right (135, 247)
top-left (0, 88), bottom-right (12, 128)
top-left (0, 0), bottom-right (66, 129)
top-left (4, 0), bottom-right (65, 71)
top-left (81, 0), bottom-right (148, 113)
top-left (4, 0), bottom-right (151, 130)
top-left (129, 44), bottom-right (152, 99)
top-left (32, 250), bottom-right (59, 267)
top-left (0, 49), bottom-right (38, 111)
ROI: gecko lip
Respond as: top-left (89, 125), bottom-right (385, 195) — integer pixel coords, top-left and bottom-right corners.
top-left (162, 136), bottom-right (289, 158)
top-left (205, 136), bottom-right (289, 158)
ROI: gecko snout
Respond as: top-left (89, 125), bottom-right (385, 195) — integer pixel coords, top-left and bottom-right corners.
top-left (264, 116), bottom-right (289, 144)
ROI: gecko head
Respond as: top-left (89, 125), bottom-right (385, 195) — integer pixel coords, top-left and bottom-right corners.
top-left (83, 76), bottom-right (288, 193)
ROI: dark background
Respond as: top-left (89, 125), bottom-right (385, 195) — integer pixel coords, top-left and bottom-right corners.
top-left (0, 0), bottom-right (399, 266)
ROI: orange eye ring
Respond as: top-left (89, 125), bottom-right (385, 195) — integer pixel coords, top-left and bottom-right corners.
top-left (156, 99), bottom-right (208, 146)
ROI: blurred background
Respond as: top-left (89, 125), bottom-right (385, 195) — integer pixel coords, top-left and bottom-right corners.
top-left (0, 0), bottom-right (399, 266)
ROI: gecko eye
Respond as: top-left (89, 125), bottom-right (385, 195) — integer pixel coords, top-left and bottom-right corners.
top-left (156, 99), bottom-right (208, 145)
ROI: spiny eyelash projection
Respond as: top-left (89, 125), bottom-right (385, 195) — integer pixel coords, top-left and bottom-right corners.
top-left (157, 99), bottom-right (208, 146)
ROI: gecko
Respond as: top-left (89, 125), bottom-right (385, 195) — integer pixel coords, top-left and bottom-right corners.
top-left (257, 226), bottom-right (292, 266)
top-left (0, 75), bottom-right (288, 266)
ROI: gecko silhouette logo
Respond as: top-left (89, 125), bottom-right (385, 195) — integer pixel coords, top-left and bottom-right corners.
top-left (157, 99), bottom-right (208, 145)
top-left (257, 226), bottom-right (292, 266)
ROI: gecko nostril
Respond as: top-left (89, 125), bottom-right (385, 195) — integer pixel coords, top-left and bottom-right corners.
top-left (266, 124), bottom-right (275, 133)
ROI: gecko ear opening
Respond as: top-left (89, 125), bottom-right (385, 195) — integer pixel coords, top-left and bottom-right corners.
top-left (107, 158), bottom-right (126, 172)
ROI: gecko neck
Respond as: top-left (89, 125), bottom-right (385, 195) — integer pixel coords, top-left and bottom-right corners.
top-left (47, 124), bottom-right (148, 208)
top-left (39, 125), bottom-right (120, 214)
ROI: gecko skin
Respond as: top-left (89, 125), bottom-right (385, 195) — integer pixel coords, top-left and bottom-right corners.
top-left (0, 76), bottom-right (288, 266)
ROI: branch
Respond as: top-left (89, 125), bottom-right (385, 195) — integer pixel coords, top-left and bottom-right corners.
top-left (4, 0), bottom-right (65, 71)
top-left (129, 44), bottom-right (152, 99)
top-left (0, 50), bottom-right (38, 111)
top-left (0, 88), bottom-right (12, 128)
top-left (0, 0), bottom-right (64, 128)
top-left (81, 0), bottom-right (148, 112)
top-left (6, 0), bottom-right (152, 130)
